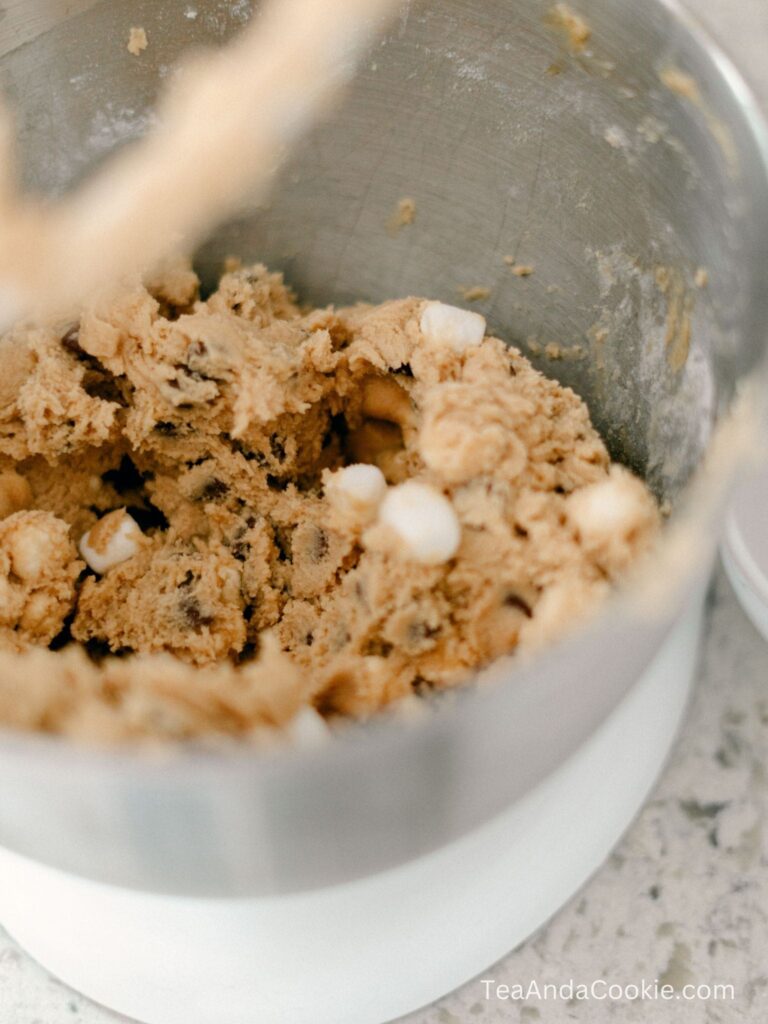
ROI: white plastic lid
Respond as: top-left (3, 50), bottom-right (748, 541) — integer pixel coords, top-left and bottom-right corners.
top-left (722, 459), bottom-right (768, 643)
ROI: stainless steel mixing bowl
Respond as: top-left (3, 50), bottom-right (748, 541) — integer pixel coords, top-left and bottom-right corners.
top-left (0, 0), bottom-right (765, 897)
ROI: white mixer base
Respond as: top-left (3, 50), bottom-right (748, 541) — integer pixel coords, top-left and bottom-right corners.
top-left (722, 463), bottom-right (768, 643)
top-left (0, 598), bottom-right (702, 1024)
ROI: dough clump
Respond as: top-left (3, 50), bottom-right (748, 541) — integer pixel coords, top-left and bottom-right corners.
top-left (0, 261), bottom-right (659, 742)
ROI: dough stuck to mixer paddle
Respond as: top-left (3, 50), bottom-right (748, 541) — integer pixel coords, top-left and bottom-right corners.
top-left (0, 0), bottom-right (401, 328)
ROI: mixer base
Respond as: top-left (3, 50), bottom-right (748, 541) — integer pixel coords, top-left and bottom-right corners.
top-left (723, 461), bottom-right (768, 643)
top-left (0, 599), bottom-right (702, 1024)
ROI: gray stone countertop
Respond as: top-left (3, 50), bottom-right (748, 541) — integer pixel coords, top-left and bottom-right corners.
top-left (2, 0), bottom-right (767, 1021)
top-left (400, 565), bottom-right (768, 1024)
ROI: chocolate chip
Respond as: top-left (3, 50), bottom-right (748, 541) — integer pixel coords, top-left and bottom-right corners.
top-left (266, 474), bottom-right (289, 492)
top-left (407, 620), bottom-right (440, 645)
top-left (155, 421), bottom-right (177, 435)
top-left (226, 437), bottom-right (265, 464)
top-left (395, 363), bottom-right (414, 377)
top-left (330, 412), bottom-right (349, 439)
top-left (503, 593), bottom-right (533, 617)
top-left (174, 361), bottom-right (201, 379)
top-left (84, 638), bottom-right (111, 661)
top-left (171, 362), bottom-right (211, 388)
top-left (274, 526), bottom-right (293, 563)
top-left (231, 540), bottom-right (249, 561)
top-left (102, 455), bottom-right (145, 495)
top-left (269, 434), bottom-right (286, 463)
top-left (179, 595), bottom-right (214, 632)
top-left (61, 326), bottom-right (125, 403)
top-left (188, 340), bottom-right (208, 359)
top-left (236, 641), bottom-right (259, 664)
top-left (83, 638), bottom-right (134, 663)
top-left (61, 325), bottom-right (81, 354)
top-left (126, 502), bottom-right (168, 532)
top-left (82, 373), bottom-right (125, 404)
top-left (412, 676), bottom-right (433, 695)
top-left (314, 668), bottom-right (355, 714)
top-left (362, 637), bottom-right (394, 657)
top-left (327, 322), bottom-right (352, 350)
top-left (197, 479), bottom-right (230, 502)
top-left (311, 528), bottom-right (329, 561)
top-left (49, 612), bottom-right (76, 651)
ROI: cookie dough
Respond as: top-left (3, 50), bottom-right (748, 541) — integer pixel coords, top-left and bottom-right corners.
top-left (0, 261), bottom-right (659, 743)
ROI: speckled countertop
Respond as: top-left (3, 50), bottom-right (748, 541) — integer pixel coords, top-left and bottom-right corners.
top-left (399, 566), bottom-right (768, 1024)
top-left (2, 0), bottom-right (768, 1021)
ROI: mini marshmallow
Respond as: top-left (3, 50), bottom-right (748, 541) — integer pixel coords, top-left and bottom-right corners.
top-left (568, 469), bottom-right (647, 543)
top-left (79, 509), bottom-right (143, 575)
top-left (336, 463), bottom-right (387, 505)
top-left (565, 466), bottom-right (659, 574)
top-left (326, 464), bottom-right (387, 519)
top-left (419, 301), bottom-right (486, 352)
top-left (378, 481), bottom-right (461, 565)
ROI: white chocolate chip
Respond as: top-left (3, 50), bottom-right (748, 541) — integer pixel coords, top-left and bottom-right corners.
top-left (419, 301), bottom-right (486, 352)
top-left (79, 510), bottom-right (143, 575)
top-left (378, 481), bottom-right (461, 565)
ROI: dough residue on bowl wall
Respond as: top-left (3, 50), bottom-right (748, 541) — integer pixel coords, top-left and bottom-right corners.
top-left (127, 26), bottom-right (149, 56)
